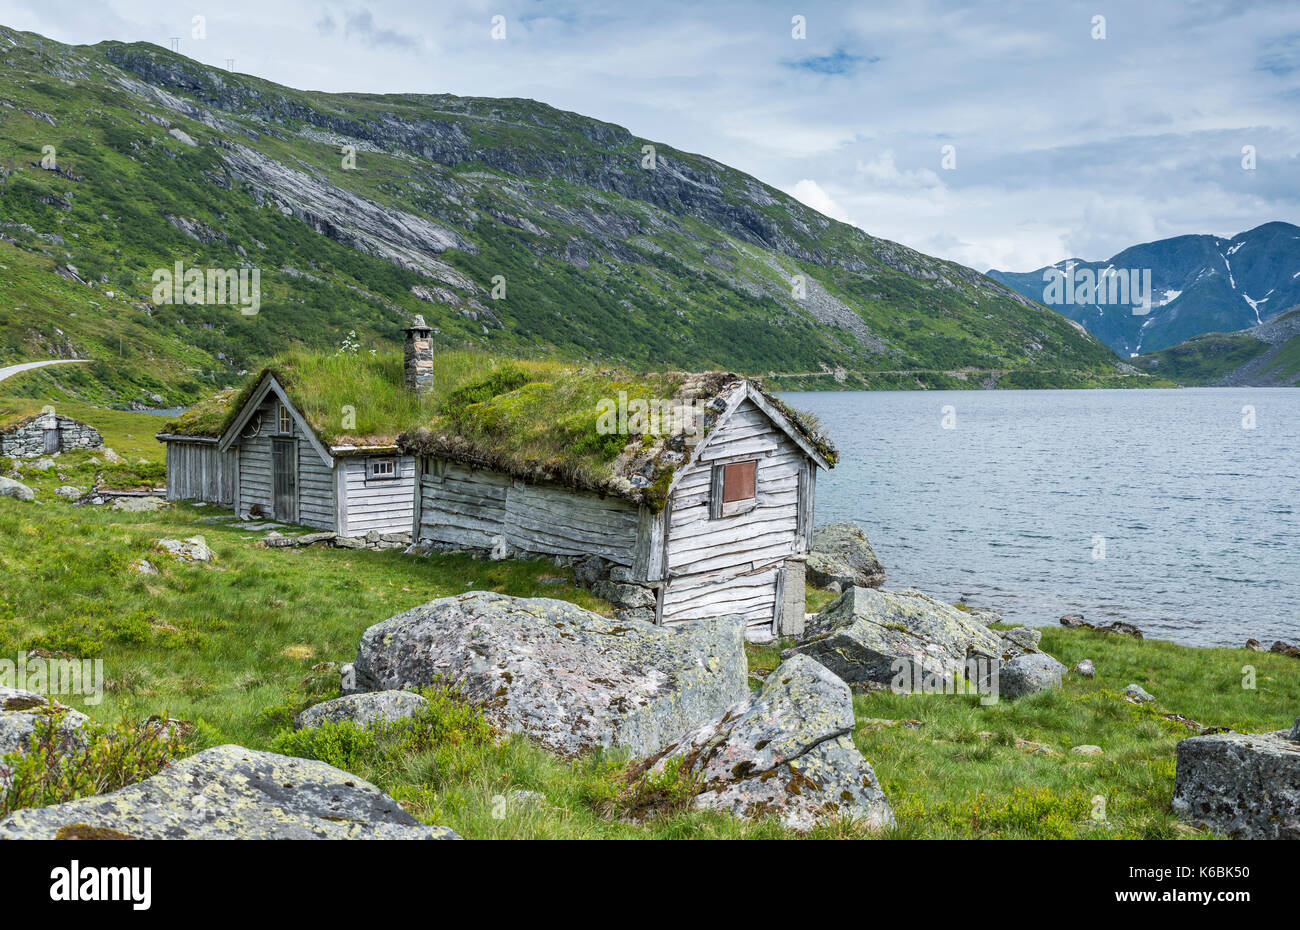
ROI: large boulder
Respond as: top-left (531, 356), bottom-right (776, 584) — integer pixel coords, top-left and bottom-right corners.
top-left (347, 592), bottom-right (748, 758)
top-left (0, 476), bottom-right (34, 502)
top-left (1, 686), bottom-right (89, 758)
top-left (295, 690), bottom-right (428, 730)
top-left (806, 522), bottom-right (886, 589)
top-left (1171, 728), bottom-right (1300, 839)
top-left (647, 655), bottom-right (894, 832)
top-left (786, 587), bottom-right (1002, 689)
top-left (989, 652), bottom-right (1066, 699)
top-left (998, 626), bottom-right (1042, 659)
top-left (0, 745), bottom-right (460, 839)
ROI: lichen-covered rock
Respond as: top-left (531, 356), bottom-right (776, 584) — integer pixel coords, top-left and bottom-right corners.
top-left (1123, 683), bottom-right (1156, 704)
top-left (1172, 729), bottom-right (1300, 839)
top-left (0, 476), bottom-right (35, 501)
top-left (805, 522), bottom-right (886, 589)
top-left (156, 536), bottom-right (212, 562)
top-left (0, 686), bottom-right (89, 758)
top-left (998, 626), bottom-right (1042, 659)
top-left (1, 688), bottom-right (91, 801)
top-left (0, 745), bottom-right (460, 839)
top-left (295, 690), bottom-right (428, 730)
top-left (965, 607), bottom-right (1004, 626)
top-left (1071, 659), bottom-right (1096, 678)
top-left (647, 655), bottom-right (893, 832)
top-left (591, 579), bottom-right (656, 609)
top-left (787, 587), bottom-right (1002, 689)
top-left (347, 592), bottom-right (747, 758)
top-left (110, 495), bottom-right (167, 512)
top-left (53, 485), bottom-right (84, 500)
top-left (990, 652), bottom-right (1066, 699)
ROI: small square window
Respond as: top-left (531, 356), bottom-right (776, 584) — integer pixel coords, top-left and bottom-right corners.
top-left (711, 459), bottom-right (758, 518)
top-left (722, 461), bottom-right (756, 503)
top-left (278, 403), bottom-right (292, 435)
top-left (368, 457), bottom-right (398, 480)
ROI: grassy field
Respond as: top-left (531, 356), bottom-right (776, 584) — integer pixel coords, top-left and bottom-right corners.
top-left (2, 407), bottom-right (1296, 839)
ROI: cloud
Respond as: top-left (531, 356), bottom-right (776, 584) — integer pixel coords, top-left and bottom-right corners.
top-left (789, 179), bottom-right (853, 224)
top-left (784, 48), bottom-right (878, 75)
top-left (341, 8), bottom-right (421, 50)
top-left (854, 151), bottom-right (943, 192)
top-left (7, 0), bottom-right (1296, 273)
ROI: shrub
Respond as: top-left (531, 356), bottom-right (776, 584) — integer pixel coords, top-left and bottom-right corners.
top-left (268, 681), bottom-right (495, 776)
top-left (0, 711), bottom-right (187, 817)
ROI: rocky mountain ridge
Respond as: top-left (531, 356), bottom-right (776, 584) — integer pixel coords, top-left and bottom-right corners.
top-left (0, 25), bottom-right (1140, 405)
top-left (988, 222), bottom-right (1300, 357)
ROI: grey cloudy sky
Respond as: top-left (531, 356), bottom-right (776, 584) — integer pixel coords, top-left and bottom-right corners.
top-left (3, 0), bottom-right (1297, 272)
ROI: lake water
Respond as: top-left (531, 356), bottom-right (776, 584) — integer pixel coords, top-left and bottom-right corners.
top-left (785, 389), bottom-right (1300, 648)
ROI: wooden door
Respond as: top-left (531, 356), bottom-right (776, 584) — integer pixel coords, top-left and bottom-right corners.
top-left (272, 439), bottom-right (296, 523)
top-left (43, 428), bottom-right (59, 454)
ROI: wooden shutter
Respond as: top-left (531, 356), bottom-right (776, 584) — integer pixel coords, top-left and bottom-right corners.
top-left (722, 461), bottom-right (756, 502)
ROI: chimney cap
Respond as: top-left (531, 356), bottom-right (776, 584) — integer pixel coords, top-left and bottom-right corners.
top-left (405, 314), bottom-right (430, 331)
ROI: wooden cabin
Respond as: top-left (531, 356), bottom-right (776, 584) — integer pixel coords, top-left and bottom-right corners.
top-left (156, 332), bottom-right (426, 539)
top-left (398, 372), bottom-right (835, 640)
top-left (158, 373), bottom-right (416, 535)
top-left (160, 320), bottom-right (836, 637)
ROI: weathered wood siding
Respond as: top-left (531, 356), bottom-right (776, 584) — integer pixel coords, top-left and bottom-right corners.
top-left (416, 462), bottom-right (508, 549)
top-left (416, 460), bottom-right (639, 563)
top-left (298, 438), bottom-right (335, 529)
top-left (165, 441), bottom-right (235, 506)
top-left (235, 393), bottom-right (335, 530)
top-left (503, 482), bottom-right (639, 563)
top-left (340, 456), bottom-right (416, 536)
top-left (662, 398), bottom-right (806, 629)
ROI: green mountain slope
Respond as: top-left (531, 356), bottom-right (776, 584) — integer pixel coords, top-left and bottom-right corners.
top-left (1133, 306), bottom-right (1300, 386)
top-left (0, 25), bottom-right (1146, 405)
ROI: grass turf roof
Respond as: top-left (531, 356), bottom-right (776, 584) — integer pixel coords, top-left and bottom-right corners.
top-left (161, 349), bottom-right (837, 508)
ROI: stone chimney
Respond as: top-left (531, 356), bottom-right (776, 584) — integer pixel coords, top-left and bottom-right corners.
top-left (403, 315), bottom-right (434, 394)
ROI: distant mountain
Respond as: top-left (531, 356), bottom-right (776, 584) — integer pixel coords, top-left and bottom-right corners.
top-left (0, 26), bottom-right (1143, 409)
top-left (1133, 306), bottom-right (1300, 386)
top-left (987, 222), bottom-right (1300, 357)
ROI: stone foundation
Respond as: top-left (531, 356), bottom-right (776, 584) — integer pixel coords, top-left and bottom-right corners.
top-left (334, 530), bottom-right (411, 551)
top-left (0, 414), bottom-right (104, 458)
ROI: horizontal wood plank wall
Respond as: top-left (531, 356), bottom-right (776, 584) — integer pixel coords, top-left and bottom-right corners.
top-left (416, 460), bottom-right (639, 562)
top-left (297, 437), bottom-right (335, 530)
top-left (662, 399), bottom-right (803, 629)
top-left (417, 462), bottom-right (509, 549)
top-left (164, 441), bottom-right (234, 506)
top-left (503, 481), bottom-right (639, 564)
top-left (341, 456), bottom-right (416, 535)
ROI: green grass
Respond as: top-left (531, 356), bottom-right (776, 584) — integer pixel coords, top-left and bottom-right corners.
top-left (1137, 331), bottom-right (1271, 385)
top-left (4, 485), bottom-right (1295, 838)
top-left (161, 347), bottom-right (833, 510)
top-left (1262, 333), bottom-right (1300, 380)
top-left (2, 404), bottom-right (1295, 839)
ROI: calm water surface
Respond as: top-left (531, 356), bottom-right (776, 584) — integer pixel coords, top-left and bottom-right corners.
top-left (785, 389), bottom-right (1300, 647)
